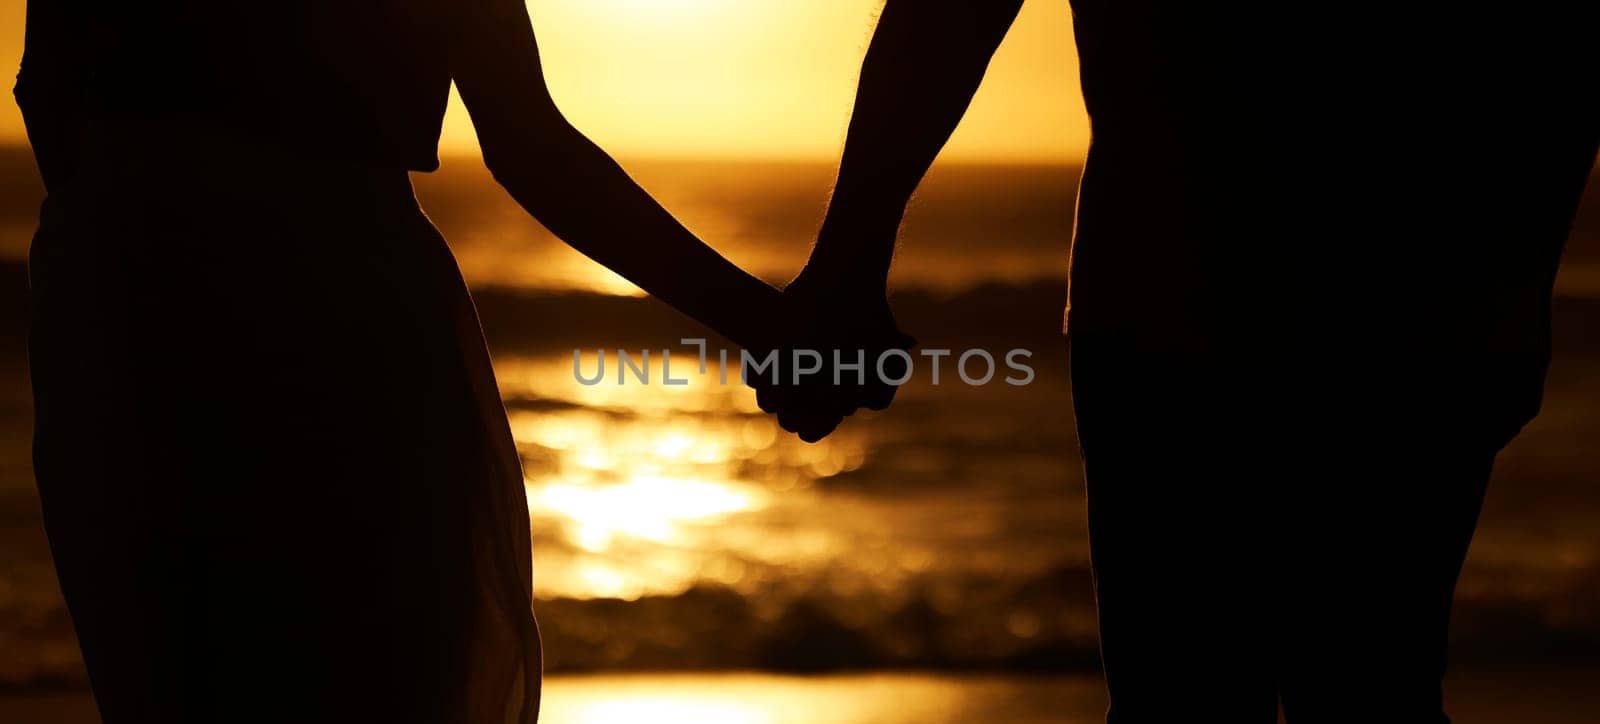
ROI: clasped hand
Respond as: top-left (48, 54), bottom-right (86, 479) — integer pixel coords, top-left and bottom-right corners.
top-left (745, 265), bottom-right (915, 443)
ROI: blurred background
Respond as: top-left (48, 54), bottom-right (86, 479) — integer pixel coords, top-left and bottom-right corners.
top-left (1, 1), bottom-right (1597, 722)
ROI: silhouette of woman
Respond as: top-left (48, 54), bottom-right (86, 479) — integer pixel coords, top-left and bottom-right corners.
top-left (18, 1), bottom-right (787, 721)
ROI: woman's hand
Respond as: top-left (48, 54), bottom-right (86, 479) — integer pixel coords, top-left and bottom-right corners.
top-left (751, 259), bottom-right (915, 442)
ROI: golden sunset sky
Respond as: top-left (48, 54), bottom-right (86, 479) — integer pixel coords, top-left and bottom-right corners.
top-left (0, 0), bottom-right (1087, 162)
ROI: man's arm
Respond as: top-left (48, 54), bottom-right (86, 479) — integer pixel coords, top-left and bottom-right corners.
top-left (804, 0), bottom-right (1025, 292)
top-left (757, 0), bottom-right (1022, 442)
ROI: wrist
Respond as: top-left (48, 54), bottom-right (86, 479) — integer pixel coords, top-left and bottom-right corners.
top-left (723, 278), bottom-right (787, 352)
top-left (790, 262), bottom-right (889, 304)
top-left (805, 222), bottom-right (897, 295)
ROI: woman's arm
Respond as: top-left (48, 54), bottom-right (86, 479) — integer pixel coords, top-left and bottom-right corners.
top-left (15, 0), bottom-right (88, 194)
top-left (448, 0), bottom-right (782, 350)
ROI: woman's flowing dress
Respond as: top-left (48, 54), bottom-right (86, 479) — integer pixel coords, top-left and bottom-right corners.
top-left (19, 3), bottom-right (542, 722)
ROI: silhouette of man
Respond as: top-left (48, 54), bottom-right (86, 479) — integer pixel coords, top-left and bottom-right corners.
top-left (774, 1), bottom-right (1599, 721)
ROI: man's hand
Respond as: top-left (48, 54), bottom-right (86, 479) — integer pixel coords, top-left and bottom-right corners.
top-left (750, 263), bottom-right (914, 442)
top-left (749, 0), bottom-right (1020, 441)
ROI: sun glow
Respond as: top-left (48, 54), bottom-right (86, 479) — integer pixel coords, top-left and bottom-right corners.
top-left (431, 0), bottom-right (1083, 162)
top-left (581, 0), bottom-right (733, 21)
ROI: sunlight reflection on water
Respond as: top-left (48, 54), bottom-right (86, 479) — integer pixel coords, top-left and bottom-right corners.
top-left (478, 349), bottom-right (1099, 675)
top-left (496, 355), bottom-right (870, 600)
top-left (539, 673), bottom-right (1102, 724)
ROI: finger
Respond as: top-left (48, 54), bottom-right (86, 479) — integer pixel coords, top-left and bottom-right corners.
top-left (858, 345), bottom-right (912, 411)
top-left (777, 402), bottom-right (831, 434)
top-left (756, 383), bottom-right (787, 415)
top-left (776, 407), bottom-right (805, 434)
top-left (774, 385), bottom-right (846, 441)
top-left (802, 397), bottom-right (847, 434)
top-left (813, 380), bottom-right (864, 421)
top-left (778, 408), bottom-right (840, 442)
top-left (860, 381), bottom-right (898, 412)
top-left (797, 414), bottom-right (844, 443)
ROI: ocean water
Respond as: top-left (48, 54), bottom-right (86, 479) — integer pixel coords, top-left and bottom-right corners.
top-left (0, 153), bottom-right (1597, 692)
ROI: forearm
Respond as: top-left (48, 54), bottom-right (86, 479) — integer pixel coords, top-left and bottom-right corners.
top-left (453, 0), bottom-right (781, 349)
top-left (483, 121), bottom-right (782, 349)
top-left (812, 0), bottom-right (1023, 287)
